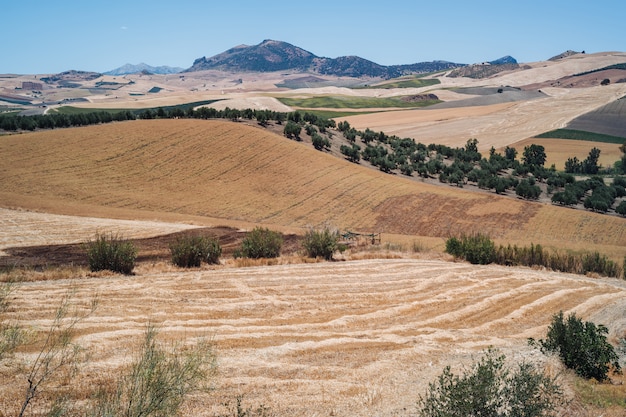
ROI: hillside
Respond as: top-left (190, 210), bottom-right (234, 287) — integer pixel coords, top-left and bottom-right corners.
top-left (0, 119), bottom-right (624, 258)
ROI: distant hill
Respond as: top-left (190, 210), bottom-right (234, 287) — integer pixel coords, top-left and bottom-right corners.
top-left (185, 39), bottom-right (466, 78)
top-left (489, 55), bottom-right (517, 65)
top-left (548, 50), bottom-right (583, 61)
top-left (40, 70), bottom-right (102, 83)
top-left (104, 63), bottom-right (183, 76)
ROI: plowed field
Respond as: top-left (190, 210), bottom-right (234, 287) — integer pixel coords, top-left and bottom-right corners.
top-left (2, 257), bottom-right (626, 416)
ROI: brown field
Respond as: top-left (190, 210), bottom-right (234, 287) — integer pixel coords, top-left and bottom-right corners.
top-left (2, 52), bottom-right (626, 416)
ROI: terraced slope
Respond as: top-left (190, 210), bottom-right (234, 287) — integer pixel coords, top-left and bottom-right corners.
top-left (2, 259), bottom-right (625, 416)
top-left (0, 119), bottom-right (624, 256)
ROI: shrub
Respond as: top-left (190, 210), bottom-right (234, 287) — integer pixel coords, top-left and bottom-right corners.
top-left (302, 228), bottom-right (338, 260)
top-left (89, 324), bottom-right (216, 417)
top-left (86, 232), bottom-right (137, 274)
top-left (170, 235), bottom-right (222, 267)
top-left (532, 311), bottom-right (621, 381)
top-left (239, 227), bottom-right (283, 259)
top-left (417, 349), bottom-right (563, 417)
top-left (445, 233), bottom-right (495, 264)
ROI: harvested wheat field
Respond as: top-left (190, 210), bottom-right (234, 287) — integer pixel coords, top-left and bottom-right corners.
top-left (511, 137), bottom-right (622, 171)
top-left (2, 256), bottom-right (626, 416)
top-left (1, 119), bottom-right (625, 260)
top-left (340, 84), bottom-right (626, 151)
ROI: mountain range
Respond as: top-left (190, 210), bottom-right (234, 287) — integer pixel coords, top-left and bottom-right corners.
top-left (104, 63), bottom-right (184, 76)
top-left (103, 39), bottom-right (517, 79)
top-left (184, 39), bottom-right (481, 78)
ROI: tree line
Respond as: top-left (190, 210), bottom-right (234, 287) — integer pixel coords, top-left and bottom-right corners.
top-left (336, 121), bottom-right (626, 215)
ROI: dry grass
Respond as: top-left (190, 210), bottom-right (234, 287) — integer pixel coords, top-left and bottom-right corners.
top-left (2, 259), bottom-right (626, 416)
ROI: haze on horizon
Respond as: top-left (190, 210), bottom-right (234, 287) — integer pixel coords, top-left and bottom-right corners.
top-left (2, 0), bottom-right (625, 74)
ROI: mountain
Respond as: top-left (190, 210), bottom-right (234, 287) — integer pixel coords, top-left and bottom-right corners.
top-left (104, 63), bottom-right (183, 76)
top-left (549, 50), bottom-right (583, 61)
top-left (313, 55), bottom-right (394, 78)
top-left (489, 55), bottom-right (517, 65)
top-left (185, 39), bottom-right (466, 78)
top-left (187, 40), bottom-right (316, 73)
top-left (446, 56), bottom-right (521, 79)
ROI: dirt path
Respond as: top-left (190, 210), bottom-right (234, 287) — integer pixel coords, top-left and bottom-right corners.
top-left (3, 258), bottom-right (625, 416)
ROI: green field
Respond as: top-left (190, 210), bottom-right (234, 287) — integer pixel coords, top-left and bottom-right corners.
top-left (360, 77), bottom-right (440, 89)
top-left (536, 129), bottom-right (626, 144)
top-left (277, 95), bottom-right (440, 109)
top-left (298, 110), bottom-right (376, 119)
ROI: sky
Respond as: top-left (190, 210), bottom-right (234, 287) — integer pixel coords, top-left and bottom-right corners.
top-left (2, 0), bottom-right (624, 74)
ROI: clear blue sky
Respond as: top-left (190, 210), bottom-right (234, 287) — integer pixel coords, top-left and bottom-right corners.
top-left (2, 0), bottom-right (624, 74)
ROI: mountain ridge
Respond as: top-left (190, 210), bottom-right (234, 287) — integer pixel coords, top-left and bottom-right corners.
top-left (185, 39), bottom-right (471, 78)
top-left (104, 63), bottom-right (184, 76)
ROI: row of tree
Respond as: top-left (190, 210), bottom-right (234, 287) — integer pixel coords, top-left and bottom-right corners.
top-left (0, 104), bottom-right (346, 133)
top-left (334, 121), bottom-right (626, 215)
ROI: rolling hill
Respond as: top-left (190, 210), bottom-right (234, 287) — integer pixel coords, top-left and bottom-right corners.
top-left (0, 119), bottom-right (624, 259)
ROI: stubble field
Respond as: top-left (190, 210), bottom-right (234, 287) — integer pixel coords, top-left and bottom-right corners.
top-left (3, 249), bottom-right (626, 416)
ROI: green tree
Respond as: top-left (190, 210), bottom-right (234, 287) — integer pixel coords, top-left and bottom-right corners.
top-left (522, 144), bottom-right (546, 168)
top-left (283, 120), bottom-right (301, 140)
top-left (311, 132), bottom-right (331, 151)
top-left (516, 179), bottom-right (541, 200)
top-left (340, 144), bottom-right (361, 163)
top-left (582, 147), bottom-right (601, 174)
top-left (417, 349), bottom-right (562, 417)
top-left (564, 156), bottom-right (582, 173)
top-left (504, 146), bottom-right (518, 162)
top-left (465, 138), bottom-right (479, 154)
top-left (551, 190), bottom-right (578, 206)
top-left (532, 311), bottom-right (620, 381)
